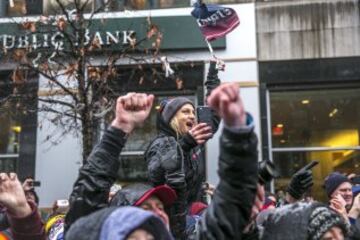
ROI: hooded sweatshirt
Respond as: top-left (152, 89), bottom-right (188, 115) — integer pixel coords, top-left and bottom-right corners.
top-left (66, 206), bottom-right (173, 240)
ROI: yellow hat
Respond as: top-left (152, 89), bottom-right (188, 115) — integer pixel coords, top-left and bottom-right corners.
top-left (45, 214), bottom-right (65, 234)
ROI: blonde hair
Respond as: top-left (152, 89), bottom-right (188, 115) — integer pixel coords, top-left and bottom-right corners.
top-left (170, 116), bottom-right (180, 138)
top-left (169, 114), bottom-right (188, 138)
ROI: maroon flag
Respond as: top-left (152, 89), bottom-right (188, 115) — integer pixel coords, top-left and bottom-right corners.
top-left (191, 2), bottom-right (240, 41)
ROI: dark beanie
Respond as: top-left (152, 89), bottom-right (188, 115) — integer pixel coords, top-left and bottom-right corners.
top-left (308, 206), bottom-right (349, 240)
top-left (323, 172), bottom-right (350, 197)
top-left (161, 97), bottom-right (194, 124)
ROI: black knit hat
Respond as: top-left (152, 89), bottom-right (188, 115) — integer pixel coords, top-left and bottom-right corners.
top-left (323, 172), bottom-right (351, 197)
top-left (161, 97), bottom-right (194, 124)
top-left (308, 206), bottom-right (349, 240)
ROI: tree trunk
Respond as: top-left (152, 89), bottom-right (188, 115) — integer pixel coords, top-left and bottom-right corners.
top-left (81, 109), bottom-right (94, 164)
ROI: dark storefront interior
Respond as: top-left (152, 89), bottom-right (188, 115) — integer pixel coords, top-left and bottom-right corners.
top-left (260, 57), bottom-right (360, 201)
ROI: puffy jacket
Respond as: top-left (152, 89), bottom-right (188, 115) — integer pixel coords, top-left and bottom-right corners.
top-left (197, 125), bottom-right (259, 240)
top-left (65, 127), bottom-right (128, 231)
top-left (144, 62), bottom-right (221, 239)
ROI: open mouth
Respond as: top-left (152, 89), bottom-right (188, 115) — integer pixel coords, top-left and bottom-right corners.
top-left (186, 122), bottom-right (194, 128)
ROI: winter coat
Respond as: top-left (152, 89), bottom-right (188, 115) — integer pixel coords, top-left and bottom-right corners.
top-left (196, 125), bottom-right (259, 240)
top-left (144, 62), bottom-right (221, 239)
top-left (66, 206), bottom-right (173, 240)
top-left (65, 127), bottom-right (128, 231)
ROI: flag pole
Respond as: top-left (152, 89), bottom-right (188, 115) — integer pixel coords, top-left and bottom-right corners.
top-left (205, 39), bottom-right (215, 58)
top-left (205, 39), bottom-right (225, 71)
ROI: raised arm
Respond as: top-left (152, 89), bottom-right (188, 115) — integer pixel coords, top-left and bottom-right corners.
top-left (0, 173), bottom-right (45, 240)
top-left (197, 83), bottom-right (258, 240)
top-left (65, 93), bottom-right (154, 230)
top-left (205, 61), bottom-right (221, 134)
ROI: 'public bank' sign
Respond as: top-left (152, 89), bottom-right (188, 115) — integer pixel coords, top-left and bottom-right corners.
top-left (0, 15), bottom-right (226, 52)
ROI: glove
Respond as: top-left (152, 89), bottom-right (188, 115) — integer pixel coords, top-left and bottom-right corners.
top-left (287, 169), bottom-right (313, 200)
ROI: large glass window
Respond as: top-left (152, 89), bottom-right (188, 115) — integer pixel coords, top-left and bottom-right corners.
top-left (0, 71), bottom-right (37, 176)
top-left (0, 113), bottom-right (20, 173)
top-left (274, 150), bottom-right (360, 201)
top-left (270, 88), bottom-right (360, 201)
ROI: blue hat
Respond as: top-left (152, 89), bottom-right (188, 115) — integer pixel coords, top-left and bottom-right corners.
top-left (324, 172), bottom-right (350, 197)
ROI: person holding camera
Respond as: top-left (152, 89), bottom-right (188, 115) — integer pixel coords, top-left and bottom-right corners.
top-left (144, 61), bottom-right (221, 239)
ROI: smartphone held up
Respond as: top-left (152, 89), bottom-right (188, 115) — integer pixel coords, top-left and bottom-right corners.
top-left (196, 106), bottom-right (213, 132)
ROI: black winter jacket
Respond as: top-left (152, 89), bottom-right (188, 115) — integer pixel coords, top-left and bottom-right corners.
top-left (144, 62), bottom-right (221, 239)
top-left (197, 127), bottom-right (258, 240)
top-left (64, 127), bottom-right (128, 231)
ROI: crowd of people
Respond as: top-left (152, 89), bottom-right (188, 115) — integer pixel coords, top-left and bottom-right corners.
top-left (0, 62), bottom-right (360, 240)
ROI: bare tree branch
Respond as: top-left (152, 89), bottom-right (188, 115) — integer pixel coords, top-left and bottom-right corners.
top-left (38, 98), bottom-right (75, 109)
top-left (23, 63), bottom-right (79, 103)
top-left (38, 105), bottom-right (77, 119)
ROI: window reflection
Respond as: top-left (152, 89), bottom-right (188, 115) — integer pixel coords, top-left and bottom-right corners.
top-left (270, 89), bottom-right (360, 148)
top-left (0, 119), bottom-right (21, 154)
top-left (0, 77), bottom-right (22, 173)
top-left (274, 150), bottom-right (360, 202)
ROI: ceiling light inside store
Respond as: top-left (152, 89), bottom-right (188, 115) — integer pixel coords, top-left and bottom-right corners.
top-left (276, 124), bottom-right (284, 128)
top-left (12, 126), bottom-right (21, 133)
top-left (302, 99), bottom-right (310, 104)
top-left (280, 139), bottom-right (286, 144)
top-left (329, 108), bottom-right (338, 118)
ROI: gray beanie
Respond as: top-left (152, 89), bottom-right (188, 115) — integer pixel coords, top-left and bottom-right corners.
top-left (161, 97), bottom-right (194, 124)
